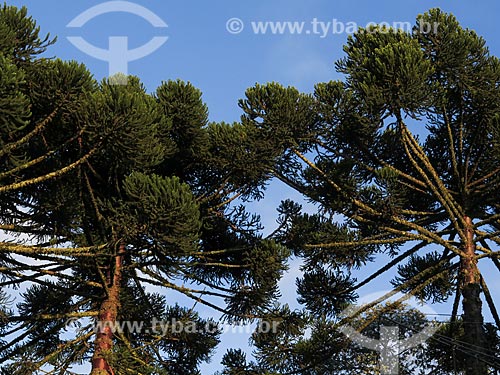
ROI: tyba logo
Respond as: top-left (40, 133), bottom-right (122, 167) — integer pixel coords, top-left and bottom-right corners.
top-left (67, 1), bottom-right (168, 84)
top-left (337, 291), bottom-right (441, 375)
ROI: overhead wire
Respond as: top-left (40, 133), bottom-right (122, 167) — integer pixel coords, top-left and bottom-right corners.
top-left (380, 315), bottom-right (500, 370)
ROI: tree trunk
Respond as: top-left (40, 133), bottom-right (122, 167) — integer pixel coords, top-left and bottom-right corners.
top-left (461, 216), bottom-right (487, 375)
top-left (90, 242), bottom-right (125, 375)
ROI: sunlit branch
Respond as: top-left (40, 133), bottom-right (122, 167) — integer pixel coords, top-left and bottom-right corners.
top-left (0, 145), bottom-right (99, 194)
top-left (0, 242), bottom-right (108, 256)
top-left (304, 236), bottom-right (411, 249)
top-left (0, 129), bottom-right (85, 181)
top-left (0, 105), bottom-right (61, 159)
top-left (400, 126), bottom-right (466, 241)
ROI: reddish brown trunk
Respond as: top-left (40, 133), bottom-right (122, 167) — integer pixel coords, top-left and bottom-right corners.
top-left (461, 216), bottom-right (487, 375)
top-left (91, 242), bottom-right (125, 375)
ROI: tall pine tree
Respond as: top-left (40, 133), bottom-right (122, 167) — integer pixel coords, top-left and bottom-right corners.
top-left (0, 5), bottom-right (288, 374)
top-left (238, 9), bottom-right (500, 375)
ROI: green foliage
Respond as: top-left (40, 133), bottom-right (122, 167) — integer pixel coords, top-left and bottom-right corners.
top-left (89, 76), bottom-right (166, 179)
top-left (0, 3), bottom-right (55, 62)
top-left (155, 79), bottom-right (209, 178)
top-left (337, 25), bottom-right (433, 116)
top-left (0, 55), bottom-right (30, 139)
top-left (297, 270), bottom-right (356, 317)
top-left (220, 349), bottom-right (254, 375)
top-left (235, 303), bottom-right (432, 375)
top-left (205, 121), bottom-right (270, 197)
top-left (392, 251), bottom-right (456, 303)
top-left (0, 8), bottom-right (96, 235)
top-left (423, 321), bottom-right (500, 374)
top-left (0, 289), bottom-right (11, 348)
top-left (225, 240), bottom-right (290, 320)
top-left (239, 83), bottom-right (318, 154)
top-left (279, 211), bottom-right (374, 269)
top-left (107, 301), bottom-right (221, 375)
top-left (122, 172), bottom-right (201, 254)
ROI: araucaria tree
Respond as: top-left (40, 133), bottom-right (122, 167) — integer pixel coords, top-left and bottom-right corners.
top-left (0, 5), bottom-right (287, 375)
top-left (3, 4), bottom-right (500, 375)
top-left (237, 9), bottom-right (500, 375)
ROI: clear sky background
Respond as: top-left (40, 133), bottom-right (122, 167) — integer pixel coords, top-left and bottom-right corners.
top-left (7, 1), bottom-right (500, 373)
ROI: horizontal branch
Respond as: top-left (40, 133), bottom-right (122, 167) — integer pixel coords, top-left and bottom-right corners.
top-left (0, 242), bottom-right (108, 257)
top-left (304, 236), bottom-right (410, 249)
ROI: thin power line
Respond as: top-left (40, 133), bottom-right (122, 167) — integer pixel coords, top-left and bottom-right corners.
top-left (382, 316), bottom-right (500, 370)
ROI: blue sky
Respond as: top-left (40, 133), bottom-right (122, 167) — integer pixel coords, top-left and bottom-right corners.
top-left (8, 0), bottom-right (500, 373)
top-left (10, 0), bottom-right (500, 123)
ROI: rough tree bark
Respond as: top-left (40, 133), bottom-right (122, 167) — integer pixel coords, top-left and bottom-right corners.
top-left (90, 242), bottom-right (125, 375)
top-left (461, 216), bottom-right (487, 375)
